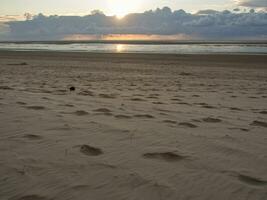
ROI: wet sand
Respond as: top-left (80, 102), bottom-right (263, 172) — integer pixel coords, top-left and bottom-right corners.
top-left (0, 51), bottom-right (267, 200)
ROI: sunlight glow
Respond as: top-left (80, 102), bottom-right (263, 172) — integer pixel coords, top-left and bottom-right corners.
top-left (116, 44), bottom-right (124, 52)
top-left (63, 34), bottom-right (192, 41)
top-left (107, 0), bottom-right (142, 18)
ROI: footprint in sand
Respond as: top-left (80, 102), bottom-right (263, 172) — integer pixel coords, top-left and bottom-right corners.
top-left (70, 184), bottom-right (91, 191)
top-left (73, 110), bottom-right (89, 116)
top-left (130, 98), bottom-right (146, 101)
top-left (93, 108), bottom-right (113, 116)
top-left (53, 91), bottom-right (68, 96)
top-left (134, 114), bottom-right (154, 119)
top-left (147, 95), bottom-right (159, 99)
top-left (99, 93), bottom-right (116, 99)
top-left (26, 106), bottom-right (46, 110)
top-left (250, 120), bottom-right (267, 128)
top-left (78, 90), bottom-right (94, 96)
top-left (202, 105), bottom-right (216, 109)
top-left (230, 107), bottom-right (243, 111)
top-left (237, 174), bottom-right (267, 186)
top-left (179, 122), bottom-right (198, 128)
top-left (0, 86), bottom-right (14, 90)
top-left (202, 117), bottom-right (222, 123)
top-left (228, 128), bottom-right (249, 132)
top-left (12, 194), bottom-right (50, 200)
top-left (143, 152), bottom-right (186, 162)
top-left (195, 103), bottom-right (215, 109)
top-left (180, 72), bottom-right (192, 76)
top-left (249, 96), bottom-right (258, 99)
top-left (8, 62), bottom-right (28, 66)
top-left (16, 101), bottom-right (27, 105)
top-left (152, 101), bottom-right (164, 105)
top-left (163, 120), bottom-right (177, 124)
top-left (177, 102), bottom-right (190, 105)
top-left (23, 134), bottom-right (42, 140)
top-left (114, 114), bottom-right (132, 119)
top-left (61, 104), bottom-right (74, 107)
top-left (171, 98), bottom-right (182, 101)
top-left (79, 145), bottom-right (103, 156)
top-left (94, 108), bottom-right (111, 113)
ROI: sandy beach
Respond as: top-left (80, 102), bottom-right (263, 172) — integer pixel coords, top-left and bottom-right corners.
top-left (0, 51), bottom-right (267, 200)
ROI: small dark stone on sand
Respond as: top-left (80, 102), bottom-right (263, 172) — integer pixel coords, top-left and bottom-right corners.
top-left (69, 86), bottom-right (76, 91)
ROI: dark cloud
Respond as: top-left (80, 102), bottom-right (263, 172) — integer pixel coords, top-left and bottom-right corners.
top-left (237, 0), bottom-right (267, 8)
top-left (1, 7), bottom-right (267, 40)
top-left (233, 8), bottom-right (241, 12)
top-left (195, 10), bottom-right (220, 15)
top-left (0, 23), bottom-right (9, 36)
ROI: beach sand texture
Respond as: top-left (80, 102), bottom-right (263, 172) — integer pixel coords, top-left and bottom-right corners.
top-left (0, 51), bottom-right (267, 200)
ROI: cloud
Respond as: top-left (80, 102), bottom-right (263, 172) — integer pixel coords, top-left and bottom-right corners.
top-left (2, 7), bottom-right (267, 41)
top-left (237, 0), bottom-right (267, 8)
top-left (0, 15), bottom-right (24, 22)
top-left (195, 10), bottom-right (220, 15)
top-left (0, 23), bottom-right (10, 37)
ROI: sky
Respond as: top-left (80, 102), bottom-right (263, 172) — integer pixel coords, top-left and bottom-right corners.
top-left (0, 0), bottom-right (267, 40)
top-left (1, 0), bottom-right (265, 16)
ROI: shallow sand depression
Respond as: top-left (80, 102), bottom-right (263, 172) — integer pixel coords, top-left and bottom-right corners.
top-left (0, 51), bottom-right (267, 200)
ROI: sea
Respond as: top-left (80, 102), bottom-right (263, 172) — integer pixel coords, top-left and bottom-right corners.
top-left (0, 41), bottom-right (267, 54)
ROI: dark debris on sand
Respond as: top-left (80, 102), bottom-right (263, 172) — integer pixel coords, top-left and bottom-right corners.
top-left (80, 145), bottom-right (103, 156)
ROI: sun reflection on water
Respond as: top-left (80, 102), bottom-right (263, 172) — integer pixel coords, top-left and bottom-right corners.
top-left (116, 44), bottom-right (124, 52)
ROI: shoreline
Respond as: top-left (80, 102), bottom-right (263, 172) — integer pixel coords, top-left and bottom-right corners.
top-left (1, 49), bottom-right (267, 56)
top-left (1, 40), bottom-right (267, 45)
top-left (0, 50), bottom-right (266, 68)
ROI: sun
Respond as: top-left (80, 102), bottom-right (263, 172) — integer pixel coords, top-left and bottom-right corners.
top-left (107, 0), bottom-right (141, 19)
